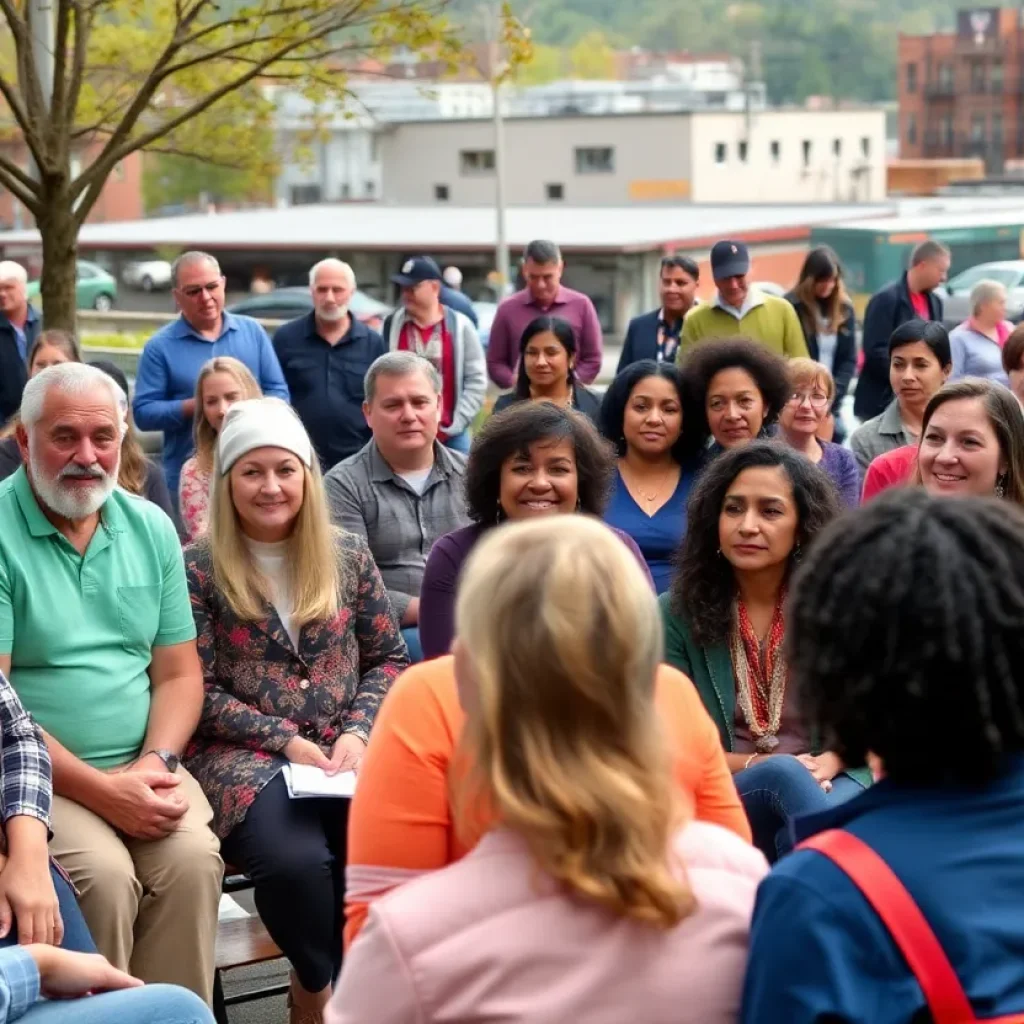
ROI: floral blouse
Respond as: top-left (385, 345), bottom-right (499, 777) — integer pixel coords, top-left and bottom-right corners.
top-left (183, 530), bottom-right (409, 838)
top-left (179, 457), bottom-right (211, 544)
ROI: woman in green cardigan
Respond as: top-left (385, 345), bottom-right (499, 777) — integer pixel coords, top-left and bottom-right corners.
top-left (659, 440), bottom-right (871, 862)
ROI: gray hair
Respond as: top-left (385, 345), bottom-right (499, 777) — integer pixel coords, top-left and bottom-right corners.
top-left (309, 258), bottom-right (356, 289)
top-left (523, 240), bottom-right (562, 265)
top-left (171, 251), bottom-right (221, 288)
top-left (21, 363), bottom-right (123, 429)
top-left (442, 266), bottom-right (463, 288)
top-left (364, 352), bottom-right (442, 403)
top-left (910, 240), bottom-right (950, 266)
top-left (971, 279), bottom-right (1007, 317)
top-left (0, 260), bottom-right (28, 285)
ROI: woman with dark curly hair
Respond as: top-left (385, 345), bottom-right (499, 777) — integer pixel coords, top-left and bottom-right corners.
top-left (741, 489), bottom-right (1024, 1023)
top-left (659, 441), bottom-right (869, 862)
top-left (599, 360), bottom-right (703, 593)
top-left (681, 338), bottom-right (790, 455)
top-left (418, 402), bottom-right (652, 659)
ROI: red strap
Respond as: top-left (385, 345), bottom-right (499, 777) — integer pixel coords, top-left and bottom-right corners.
top-left (800, 830), bottom-right (975, 1024)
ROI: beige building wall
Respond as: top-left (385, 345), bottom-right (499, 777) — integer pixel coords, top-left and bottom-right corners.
top-left (687, 109), bottom-right (887, 203)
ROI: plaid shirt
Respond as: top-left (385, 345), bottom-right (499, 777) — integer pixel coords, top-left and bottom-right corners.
top-left (0, 671), bottom-right (51, 842)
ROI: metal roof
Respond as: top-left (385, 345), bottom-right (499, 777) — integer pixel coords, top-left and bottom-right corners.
top-left (826, 199), bottom-right (1024, 234)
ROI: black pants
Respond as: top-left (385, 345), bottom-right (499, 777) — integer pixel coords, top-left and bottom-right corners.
top-left (222, 772), bottom-right (349, 992)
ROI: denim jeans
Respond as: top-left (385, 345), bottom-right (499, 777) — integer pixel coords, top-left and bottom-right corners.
top-left (735, 754), bottom-right (865, 863)
top-left (443, 430), bottom-right (472, 454)
top-left (0, 864), bottom-right (95, 954)
top-left (401, 627), bottom-right (423, 664)
top-left (22, 984), bottom-right (213, 1024)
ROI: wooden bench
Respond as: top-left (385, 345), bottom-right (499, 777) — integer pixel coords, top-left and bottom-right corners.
top-left (212, 870), bottom-right (288, 1024)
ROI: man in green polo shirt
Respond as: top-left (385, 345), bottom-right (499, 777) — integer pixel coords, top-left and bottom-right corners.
top-left (0, 363), bottom-right (222, 1004)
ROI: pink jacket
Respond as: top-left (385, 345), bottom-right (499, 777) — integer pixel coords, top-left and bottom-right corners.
top-left (329, 821), bottom-right (767, 1024)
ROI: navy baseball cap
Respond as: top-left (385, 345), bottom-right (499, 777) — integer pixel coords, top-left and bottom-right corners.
top-left (710, 240), bottom-right (750, 280)
top-left (391, 256), bottom-right (443, 287)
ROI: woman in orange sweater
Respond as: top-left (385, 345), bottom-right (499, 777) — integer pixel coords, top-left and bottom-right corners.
top-left (345, 551), bottom-right (752, 944)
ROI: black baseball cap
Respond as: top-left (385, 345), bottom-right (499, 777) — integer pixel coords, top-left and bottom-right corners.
top-left (391, 256), bottom-right (443, 287)
top-left (710, 240), bottom-right (750, 280)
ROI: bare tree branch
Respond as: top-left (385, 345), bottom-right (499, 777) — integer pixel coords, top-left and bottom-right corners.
top-left (0, 153), bottom-right (41, 212)
top-left (50, 0), bottom-right (71, 137)
top-left (64, 2), bottom-right (93, 137)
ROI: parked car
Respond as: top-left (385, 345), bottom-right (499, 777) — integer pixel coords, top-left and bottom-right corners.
top-left (472, 301), bottom-right (498, 347)
top-left (227, 287), bottom-right (391, 331)
top-left (752, 280), bottom-right (787, 298)
top-left (122, 260), bottom-right (172, 292)
top-left (936, 260), bottom-right (1024, 328)
top-left (27, 260), bottom-right (117, 311)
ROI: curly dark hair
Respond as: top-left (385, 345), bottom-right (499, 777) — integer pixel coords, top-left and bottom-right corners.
top-left (598, 359), bottom-right (703, 463)
top-left (670, 440), bottom-right (841, 646)
top-left (679, 337), bottom-right (791, 448)
top-left (465, 402), bottom-right (616, 526)
top-left (788, 489), bottom-right (1024, 785)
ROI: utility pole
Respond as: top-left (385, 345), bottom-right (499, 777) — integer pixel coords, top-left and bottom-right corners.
top-left (492, 72), bottom-right (509, 293)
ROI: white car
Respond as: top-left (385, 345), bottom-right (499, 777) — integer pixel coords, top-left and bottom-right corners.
top-left (122, 260), bottom-right (172, 292)
top-left (936, 260), bottom-right (1024, 328)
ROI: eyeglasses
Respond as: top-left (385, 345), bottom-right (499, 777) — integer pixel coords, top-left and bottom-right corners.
top-left (180, 280), bottom-right (222, 299)
top-left (787, 391), bottom-right (830, 409)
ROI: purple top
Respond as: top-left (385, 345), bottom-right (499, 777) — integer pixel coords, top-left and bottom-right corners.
top-left (817, 440), bottom-right (860, 509)
top-left (419, 521), bottom-right (654, 660)
top-left (486, 286), bottom-right (603, 388)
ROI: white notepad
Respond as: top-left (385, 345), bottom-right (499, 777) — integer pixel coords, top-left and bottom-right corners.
top-left (281, 763), bottom-right (357, 799)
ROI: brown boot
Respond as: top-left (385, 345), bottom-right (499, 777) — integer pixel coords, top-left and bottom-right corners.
top-left (287, 971), bottom-right (330, 1024)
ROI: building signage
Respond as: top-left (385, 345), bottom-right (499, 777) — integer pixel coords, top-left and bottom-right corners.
top-left (957, 8), bottom-right (999, 44)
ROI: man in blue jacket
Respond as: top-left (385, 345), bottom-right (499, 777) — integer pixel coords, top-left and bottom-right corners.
top-left (854, 240), bottom-right (949, 421)
top-left (132, 251), bottom-right (289, 498)
top-left (0, 262), bottom-right (40, 423)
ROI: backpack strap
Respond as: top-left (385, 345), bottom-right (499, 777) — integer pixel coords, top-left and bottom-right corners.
top-left (799, 830), bottom-right (974, 1024)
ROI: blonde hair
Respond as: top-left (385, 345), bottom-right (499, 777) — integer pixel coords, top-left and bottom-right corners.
top-left (192, 357), bottom-right (262, 475)
top-left (207, 447), bottom-right (341, 625)
top-left (786, 357), bottom-right (835, 403)
top-left (454, 516), bottom-right (692, 929)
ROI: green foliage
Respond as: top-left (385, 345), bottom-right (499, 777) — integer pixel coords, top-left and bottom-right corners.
top-left (569, 31), bottom-right (616, 80)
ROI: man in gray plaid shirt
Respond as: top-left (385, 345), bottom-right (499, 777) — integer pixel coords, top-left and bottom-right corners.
top-left (325, 352), bottom-right (470, 663)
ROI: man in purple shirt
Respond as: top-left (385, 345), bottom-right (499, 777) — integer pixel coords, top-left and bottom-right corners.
top-left (486, 240), bottom-right (603, 388)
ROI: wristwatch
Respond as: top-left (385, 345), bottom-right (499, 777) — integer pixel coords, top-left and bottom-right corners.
top-left (143, 749), bottom-right (180, 772)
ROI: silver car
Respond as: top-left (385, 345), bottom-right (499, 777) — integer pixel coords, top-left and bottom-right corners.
top-left (936, 260), bottom-right (1024, 328)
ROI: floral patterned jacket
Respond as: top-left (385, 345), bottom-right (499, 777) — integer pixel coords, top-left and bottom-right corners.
top-left (183, 530), bottom-right (409, 838)
top-left (178, 457), bottom-right (211, 544)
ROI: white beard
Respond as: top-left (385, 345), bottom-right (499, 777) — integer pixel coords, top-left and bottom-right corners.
top-left (28, 441), bottom-right (120, 520)
top-left (316, 304), bottom-right (349, 323)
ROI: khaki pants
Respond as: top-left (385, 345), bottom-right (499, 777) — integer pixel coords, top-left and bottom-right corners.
top-left (49, 767), bottom-right (224, 1004)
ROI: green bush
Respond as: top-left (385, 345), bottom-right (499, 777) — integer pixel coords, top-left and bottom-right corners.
top-left (79, 332), bottom-right (149, 350)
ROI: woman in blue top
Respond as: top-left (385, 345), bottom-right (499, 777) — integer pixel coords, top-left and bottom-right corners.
top-left (599, 361), bottom-right (702, 594)
top-left (742, 489), bottom-right (1024, 1023)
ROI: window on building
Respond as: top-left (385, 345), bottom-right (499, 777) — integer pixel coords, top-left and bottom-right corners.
top-left (738, 140), bottom-right (748, 162)
top-left (993, 112), bottom-right (1005, 143)
top-left (714, 142), bottom-right (727, 163)
top-left (832, 138), bottom-right (842, 158)
top-left (546, 183), bottom-right (564, 200)
top-left (290, 184), bottom-right (321, 205)
top-left (770, 139), bottom-right (781, 162)
top-left (802, 139), bottom-right (812, 166)
top-left (574, 146), bottom-right (615, 173)
top-left (434, 184), bottom-right (450, 201)
top-left (941, 113), bottom-right (954, 145)
top-left (861, 136), bottom-right (871, 158)
top-left (992, 61), bottom-right (1005, 91)
top-left (906, 63), bottom-right (918, 92)
top-left (365, 180), bottom-right (375, 196)
top-left (906, 114), bottom-right (917, 146)
top-left (939, 63), bottom-right (954, 89)
top-left (460, 149), bottom-right (495, 174)
top-left (970, 60), bottom-right (986, 93)
top-left (971, 112), bottom-right (986, 142)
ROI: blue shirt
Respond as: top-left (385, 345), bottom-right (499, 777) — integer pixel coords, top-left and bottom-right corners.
top-left (132, 312), bottom-right (289, 496)
top-left (741, 756), bottom-right (1024, 1023)
top-left (603, 467), bottom-right (693, 594)
top-left (273, 313), bottom-right (386, 471)
top-left (0, 947), bottom-right (39, 1022)
top-left (948, 321), bottom-right (1010, 386)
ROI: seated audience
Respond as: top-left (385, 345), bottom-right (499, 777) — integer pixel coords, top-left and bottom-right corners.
top-left (912, 377), bottom-right (1024, 504)
top-left (777, 358), bottom-right (859, 507)
top-left (0, 331), bottom-right (82, 477)
top-left (600, 361), bottom-right (702, 593)
top-left (861, 444), bottom-right (918, 502)
top-left (0, 364), bottom-right (222, 1001)
top-left (948, 279), bottom-right (1013, 385)
top-left (660, 441), bottom-right (870, 862)
top-left (850, 320), bottom-right (951, 476)
top-left (741, 490), bottom-right (1024, 1022)
top-left (179, 356), bottom-right (262, 543)
top-left (1003, 323), bottom-right (1024, 407)
top-left (0, 945), bottom-right (215, 1024)
top-left (491, 315), bottom-right (602, 426)
top-left (331, 517), bottom-right (766, 1024)
top-left (0, 670), bottom-right (93, 954)
top-left (418, 402), bottom-right (652, 660)
top-left (681, 338), bottom-right (790, 456)
top-left (185, 398), bottom-right (406, 1024)
top-left (325, 353), bottom-right (469, 664)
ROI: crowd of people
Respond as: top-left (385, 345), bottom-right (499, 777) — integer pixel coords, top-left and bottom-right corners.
top-left (0, 234), bottom-right (1021, 1023)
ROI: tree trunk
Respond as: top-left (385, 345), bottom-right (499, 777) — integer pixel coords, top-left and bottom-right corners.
top-left (34, 189), bottom-right (79, 332)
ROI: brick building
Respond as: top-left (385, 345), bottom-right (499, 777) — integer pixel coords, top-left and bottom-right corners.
top-left (899, 7), bottom-right (1024, 174)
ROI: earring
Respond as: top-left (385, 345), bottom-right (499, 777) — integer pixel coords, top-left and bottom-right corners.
top-left (793, 542), bottom-right (803, 562)
top-left (495, 499), bottom-right (505, 524)
top-left (575, 497), bottom-right (582, 512)
top-left (996, 476), bottom-right (1006, 499)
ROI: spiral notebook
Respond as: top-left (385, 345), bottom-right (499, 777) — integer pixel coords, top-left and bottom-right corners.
top-left (281, 764), bottom-right (357, 799)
